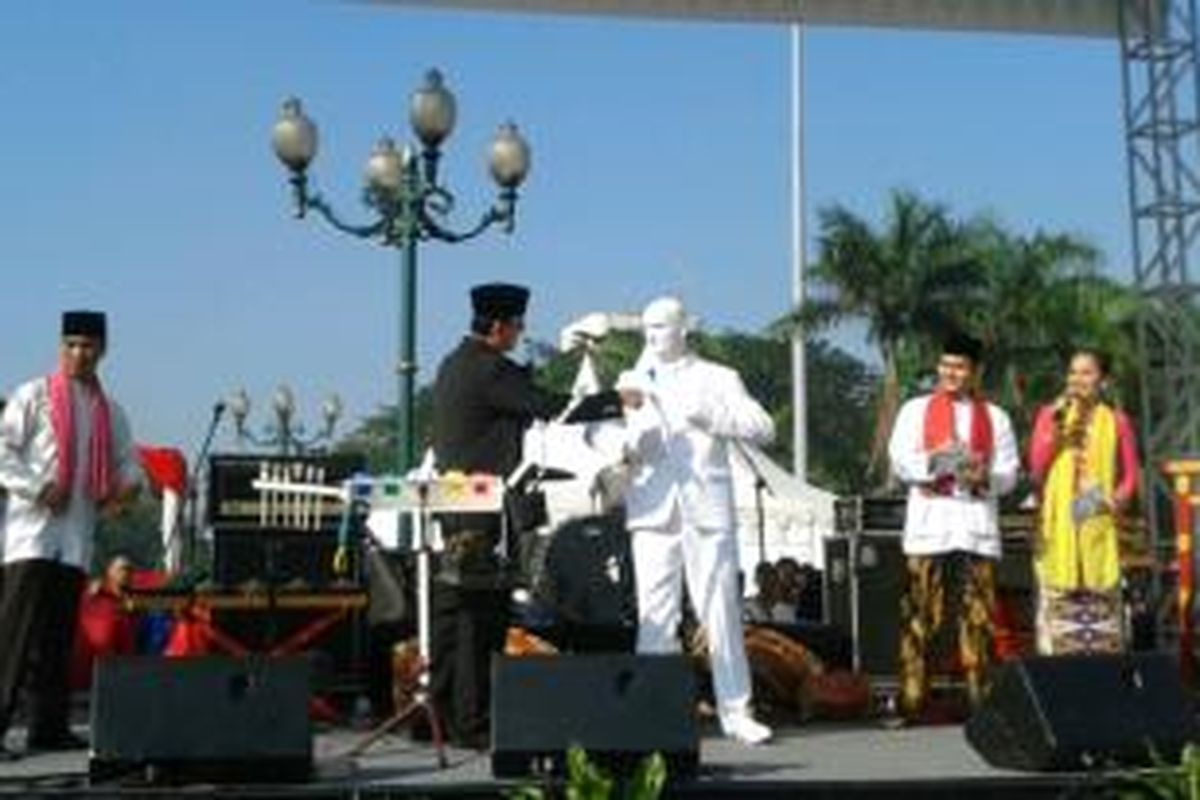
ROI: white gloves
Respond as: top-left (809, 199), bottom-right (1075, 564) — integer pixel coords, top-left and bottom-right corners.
top-left (558, 313), bottom-right (611, 352)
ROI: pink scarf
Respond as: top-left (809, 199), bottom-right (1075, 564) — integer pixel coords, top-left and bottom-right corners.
top-left (47, 370), bottom-right (114, 502)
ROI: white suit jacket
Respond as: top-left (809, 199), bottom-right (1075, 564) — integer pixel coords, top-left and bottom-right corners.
top-left (618, 354), bottom-right (774, 531)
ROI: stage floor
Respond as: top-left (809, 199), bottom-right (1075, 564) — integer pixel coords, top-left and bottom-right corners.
top-left (0, 720), bottom-right (1112, 798)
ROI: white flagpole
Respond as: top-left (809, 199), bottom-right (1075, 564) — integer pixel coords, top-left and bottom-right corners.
top-left (790, 22), bottom-right (808, 481)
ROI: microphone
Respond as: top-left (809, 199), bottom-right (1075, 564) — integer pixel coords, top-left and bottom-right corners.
top-left (212, 400), bottom-right (226, 418)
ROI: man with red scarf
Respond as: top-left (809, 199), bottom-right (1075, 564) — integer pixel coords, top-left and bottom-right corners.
top-left (886, 333), bottom-right (1018, 724)
top-left (0, 311), bottom-right (141, 759)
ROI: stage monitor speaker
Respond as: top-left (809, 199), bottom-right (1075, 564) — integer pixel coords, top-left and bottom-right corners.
top-left (966, 653), bottom-right (1198, 771)
top-left (491, 654), bottom-right (699, 778)
top-left (90, 656), bottom-right (313, 784)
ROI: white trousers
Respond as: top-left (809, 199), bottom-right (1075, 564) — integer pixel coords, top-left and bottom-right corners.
top-left (631, 512), bottom-right (752, 723)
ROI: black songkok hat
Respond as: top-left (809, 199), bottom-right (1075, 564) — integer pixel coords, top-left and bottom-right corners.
top-left (470, 283), bottom-right (530, 321)
top-left (61, 310), bottom-right (107, 341)
top-left (942, 330), bottom-right (983, 363)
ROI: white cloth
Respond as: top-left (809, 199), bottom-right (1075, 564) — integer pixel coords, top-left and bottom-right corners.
top-left (0, 376), bottom-right (140, 569)
top-left (887, 394), bottom-right (1019, 559)
top-left (632, 510), bottom-right (753, 719)
top-left (618, 351), bottom-right (773, 725)
top-left (618, 354), bottom-right (775, 530)
top-left (160, 488), bottom-right (184, 574)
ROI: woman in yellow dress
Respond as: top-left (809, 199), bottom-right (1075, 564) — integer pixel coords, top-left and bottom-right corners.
top-left (1028, 349), bottom-right (1139, 655)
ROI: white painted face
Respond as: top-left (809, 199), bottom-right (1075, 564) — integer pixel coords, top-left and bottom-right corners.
top-left (641, 296), bottom-right (687, 363)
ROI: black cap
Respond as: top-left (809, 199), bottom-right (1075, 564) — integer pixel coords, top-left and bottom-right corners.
top-left (942, 330), bottom-right (983, 363)
top-left (470, 283), bottom-right (529, 321)
top-left (62, 310), bottom-right (107, 341)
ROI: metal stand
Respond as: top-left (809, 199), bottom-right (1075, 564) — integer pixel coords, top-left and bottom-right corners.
top-left (732, 440), bottom-right (773, 569)
top-left (250, 470), bottom-right (504, 765)
top-left (347, 481), bottom-right (447, 766)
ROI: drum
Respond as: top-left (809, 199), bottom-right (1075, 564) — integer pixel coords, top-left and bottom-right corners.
top-left (504, 626), bottom-right (558, 657)
top-left (743, 625), bottom-right (824, 717)
top-left (742, 625), bottom-right (871, 721)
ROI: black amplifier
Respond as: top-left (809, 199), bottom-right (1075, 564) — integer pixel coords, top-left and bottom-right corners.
top-left (208, 453), bottom-right (367, 590)
top-left (207, 453), bottom-right (365, 532)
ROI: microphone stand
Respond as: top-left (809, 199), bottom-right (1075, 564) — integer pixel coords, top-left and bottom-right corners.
top-left (183, 402), bottom-right (225, 575)
top-left (732, 441), bottom-right (774, 568)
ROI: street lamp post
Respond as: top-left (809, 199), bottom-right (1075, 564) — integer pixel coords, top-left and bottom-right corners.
top-left (271, 69), bottom-right (531, 473)
top-left (227, 385), bottom-right (343, 455)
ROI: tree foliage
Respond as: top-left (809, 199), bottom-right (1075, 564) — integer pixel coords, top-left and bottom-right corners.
top-left (335, 386), bottom-right (433, 474)
top-left (964, 222), bottom-right (1142, 433)
top-left (93, 494), bottom-right (164, 574)
top-left (778, 189), bottom-right (985, 479)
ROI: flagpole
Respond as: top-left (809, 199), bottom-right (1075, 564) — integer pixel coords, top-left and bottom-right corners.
top-left (790, 22), bottom-right (808, 481)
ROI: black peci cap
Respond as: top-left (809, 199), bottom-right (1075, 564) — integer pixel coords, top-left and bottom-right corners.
top-left (941, 330), bottom-right (983, 363)
top-left (61, 310), bottom-right (107, 341)
top-left (470, 283), bottom-right (529, 321)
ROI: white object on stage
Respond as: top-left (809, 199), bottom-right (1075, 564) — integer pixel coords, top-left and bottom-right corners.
top-left (251, 471), bottom-right (504, 514)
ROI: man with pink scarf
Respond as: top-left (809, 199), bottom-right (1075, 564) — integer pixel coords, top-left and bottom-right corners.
top-left (0, 311), bottom-right (141, 759)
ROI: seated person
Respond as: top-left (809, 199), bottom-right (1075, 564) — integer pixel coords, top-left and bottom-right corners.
top-left (744, 562), bottom-right (781, 623)
top-left (71, 556), bottom-right (137, 690)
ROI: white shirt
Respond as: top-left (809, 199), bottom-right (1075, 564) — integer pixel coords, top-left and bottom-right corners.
top-left (0, 376), bottom-right (141, 569)
top-left (887, 394), bottom-right (1019, 559)
top-left (618, 353), bottom-right (775, 531)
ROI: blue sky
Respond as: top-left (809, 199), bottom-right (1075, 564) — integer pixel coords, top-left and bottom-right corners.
top-left (0, 2), bottom-right (1127, 456)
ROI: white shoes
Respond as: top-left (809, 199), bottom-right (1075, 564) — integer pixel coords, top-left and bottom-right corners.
top-left (722, 712), bottom-right (773, 745)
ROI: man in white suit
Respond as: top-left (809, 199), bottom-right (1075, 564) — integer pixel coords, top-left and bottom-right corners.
top-left (617, 296), bottom-right (773, 745)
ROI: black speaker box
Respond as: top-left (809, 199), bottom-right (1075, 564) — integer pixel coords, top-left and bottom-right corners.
top-left (90, 656), bottom-right (313, 784)
top-left (966, 653), bottom-right (1198, 771)
top-left (491, 654), bottom-right (699, 778)
top-left (206, 452), bottom-right (364, 530)
top-left (824, 533), bottom-right (905, 675)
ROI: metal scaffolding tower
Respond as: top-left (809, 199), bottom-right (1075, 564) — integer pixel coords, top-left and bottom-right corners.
top-left (1119, 0), bottom-right (1200, 628)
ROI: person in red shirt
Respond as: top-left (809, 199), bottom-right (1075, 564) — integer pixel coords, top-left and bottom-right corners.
top-left (71, 555), bottom-right (136, 691)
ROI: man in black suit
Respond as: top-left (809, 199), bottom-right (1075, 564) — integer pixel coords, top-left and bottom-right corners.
top-left (429, 282), bottom-right (568, 749)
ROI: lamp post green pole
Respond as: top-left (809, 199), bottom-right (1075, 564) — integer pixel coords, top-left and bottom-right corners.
top-left (398, 162), bottom-right (419, 471)
top-left (270, 70), bottom-right (531, 473)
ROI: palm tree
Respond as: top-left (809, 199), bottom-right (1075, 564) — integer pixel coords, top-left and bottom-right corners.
top-left (966, 226), bottom-right (1096, 409)
top-left (966, 223), bottom-right (1142, 431)
top-left (779, 189), bottom-right (984, 482)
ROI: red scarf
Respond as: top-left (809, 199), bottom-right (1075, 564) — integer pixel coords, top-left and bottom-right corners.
top-left (922, 390), bottom-right (994, 496)
top-left (47, 370), bottom-right (114, 503)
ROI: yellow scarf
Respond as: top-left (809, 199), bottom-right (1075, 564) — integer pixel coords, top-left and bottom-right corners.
top-left (1035, 401), bottom-right (1120, 590)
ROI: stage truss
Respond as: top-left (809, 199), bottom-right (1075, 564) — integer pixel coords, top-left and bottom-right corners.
top-left (1119, 0), bottom-right (1200, 637)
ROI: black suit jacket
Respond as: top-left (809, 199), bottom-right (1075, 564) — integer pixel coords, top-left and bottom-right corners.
top-left (431, 337), bottom-right (568, 479)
